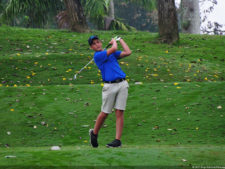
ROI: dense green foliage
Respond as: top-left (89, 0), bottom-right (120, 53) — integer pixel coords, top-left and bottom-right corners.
top-left (0, 0), bottom-right (157, 31)
top-left (84, 0), bottom-right (137, 30)
top-left (114, 0), bottom-right (158, 32)
top-left (1, 0), bottom-right (63, 28)
top-left (0, 26), bottom-right (224, 167)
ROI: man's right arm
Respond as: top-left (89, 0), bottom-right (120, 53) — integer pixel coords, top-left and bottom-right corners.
top-left (107, 39), bottom-right (117, 56)
top-left (118, 39), bottom-right (131, 58)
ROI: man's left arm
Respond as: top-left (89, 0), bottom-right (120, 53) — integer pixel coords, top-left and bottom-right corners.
top-left (119, 39), bottom-right (132, 58)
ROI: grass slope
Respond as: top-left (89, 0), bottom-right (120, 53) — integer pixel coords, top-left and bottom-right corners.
top-left (0, 26), bottom-right (225, 168)
top-left (0, 26), bottom-right (224, 86)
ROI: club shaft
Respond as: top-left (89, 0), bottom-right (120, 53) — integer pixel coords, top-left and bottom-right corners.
top-left (77, 58), bottom-right (93, 74)
top-left (74, 43), bottom-right (112, 79)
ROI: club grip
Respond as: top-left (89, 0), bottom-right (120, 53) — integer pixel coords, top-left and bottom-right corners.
top-left (105, 43), bottom-right (111, 49)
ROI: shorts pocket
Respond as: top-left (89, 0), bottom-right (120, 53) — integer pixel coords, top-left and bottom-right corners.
top-left (102, 84), bottom-right (110, 92)
top-left (125, 81), bottom-right (129, 88)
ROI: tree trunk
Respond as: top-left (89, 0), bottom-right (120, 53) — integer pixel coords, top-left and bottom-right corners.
top-left (180, 0), bottom-right (200, 34)
top-left (56, 11), bottom-right (70, 29)
top-left (109, 0), bottom-right (115, 19)
top-left (64, 0), bottom-right (89, 32)
top-left (104, 0), bottom-right (115, 30)
top-left (157, 0), bottom-right (179, 44)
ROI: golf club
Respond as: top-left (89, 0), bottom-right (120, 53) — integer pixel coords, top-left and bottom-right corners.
top-left (73, 36), bottom-right (121, 80)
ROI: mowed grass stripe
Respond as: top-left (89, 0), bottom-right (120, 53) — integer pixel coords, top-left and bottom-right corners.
top-left (0, 146), bottom-right (224, 166)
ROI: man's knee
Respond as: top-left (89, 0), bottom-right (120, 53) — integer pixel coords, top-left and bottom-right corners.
top-left (100, 111), bottom-right (108, 118)
top-left (115, 109), bottom-right (124, 117)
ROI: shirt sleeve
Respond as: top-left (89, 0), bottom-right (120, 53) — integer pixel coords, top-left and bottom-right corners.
top-left (114, 51), bottom-right (122, 60)
top-left (94, 51), bottom-right (108, 64)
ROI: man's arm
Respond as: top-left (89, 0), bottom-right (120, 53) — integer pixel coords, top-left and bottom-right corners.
top-left (119, 39), bottom-right (131, 58)
top-left (107, 39), bottom-right (117, 56)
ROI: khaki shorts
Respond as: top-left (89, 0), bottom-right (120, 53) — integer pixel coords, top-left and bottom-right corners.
top-left (101, 80), bottom-right (129, 114)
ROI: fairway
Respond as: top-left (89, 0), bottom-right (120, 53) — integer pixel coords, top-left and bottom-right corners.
top-left (0, 27), bottom-right (225, 168)
top-left (0, 145), bottom-right (225, 168)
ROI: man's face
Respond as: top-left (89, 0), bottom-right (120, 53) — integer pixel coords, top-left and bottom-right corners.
top-left (90, 39), bottom-right (102, 51)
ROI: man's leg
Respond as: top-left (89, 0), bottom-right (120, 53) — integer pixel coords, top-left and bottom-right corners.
top-left (93, 111), bottom-right (108, 135)
top-left (90, 111), bottom-right (108, 148)
top-left (113, 81), bottom-right (128, 140)
top-left (106, 109), bottom-right (123, 148)
top-left (115, 109), bottom-right (124, 140)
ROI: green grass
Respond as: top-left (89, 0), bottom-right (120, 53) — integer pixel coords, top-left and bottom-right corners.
top-left (0, 82), bottom-right (224, 147)
top-left (0, 26), bottom-right (225, 168)
top-left (0, 26), bottom-right (224, 86)
top-left (0, 145), bottom-right (224, 168)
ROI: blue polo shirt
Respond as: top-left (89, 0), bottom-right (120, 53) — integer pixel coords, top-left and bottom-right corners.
top-left (94, 50), bottom-right (126, 82)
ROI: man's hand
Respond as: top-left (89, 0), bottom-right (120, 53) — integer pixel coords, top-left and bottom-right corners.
top-left (109, 38), bottom-right (117, 45)
top-left (107, 38), bottom-right (118, 56)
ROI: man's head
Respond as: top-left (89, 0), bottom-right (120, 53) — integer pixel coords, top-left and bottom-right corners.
top-left (88, 35), bottom-right (102, 51)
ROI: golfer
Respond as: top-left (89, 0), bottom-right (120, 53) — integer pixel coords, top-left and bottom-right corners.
top-left (88, 35), bottom-right (131, 148)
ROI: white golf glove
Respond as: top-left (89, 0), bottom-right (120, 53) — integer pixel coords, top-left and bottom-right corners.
top-left (113, 36), bottom-right (121, 41)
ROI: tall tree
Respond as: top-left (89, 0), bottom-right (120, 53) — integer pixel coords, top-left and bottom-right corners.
top-left (64, 0), bottom-right (89, 32)
top-left (157, 0), bottom-right (179, 44)
top-left (104, 0), bottom-right (115, 30)
top-left (179, 0), bottom-right (201, 34)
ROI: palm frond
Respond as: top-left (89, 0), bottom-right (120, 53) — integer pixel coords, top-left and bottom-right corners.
top-left (83, 0), bottom-right (137, 30)
top-left (84, 0), bottom-right (109, 18)
top-left (1, 0), bottom-right (64, 26)
top-left (84, 0), bottom-right (110, 29)
top-left (110, 18), bottom-right (136, 31)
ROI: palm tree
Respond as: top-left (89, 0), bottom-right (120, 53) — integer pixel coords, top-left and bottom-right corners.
top-left (1, 0), bottom-right (89, 32)
top-left (1, 0), bottom-right (63, 27)
top-left (63, 0), bottom-right (89, 32)
top-left (84, 0), bottom-right (118, 30)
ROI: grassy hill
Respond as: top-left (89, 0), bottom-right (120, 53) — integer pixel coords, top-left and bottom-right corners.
top-left (0, 26), bottom-right (224, 168)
